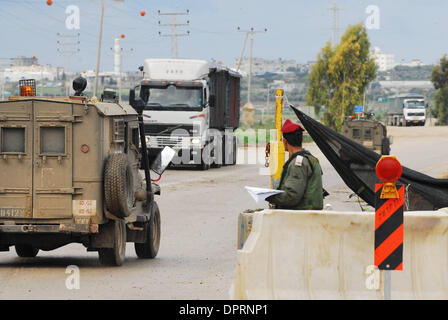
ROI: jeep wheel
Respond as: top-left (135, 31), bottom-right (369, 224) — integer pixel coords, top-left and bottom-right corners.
top-left (104, 154), bottom-right (134, 218)
top-left (135, 203), bottom-right (161, 259)
top-left (98, 220), bottom-right (126, 266)
top-left (15, 245), bottom-right (39, 258)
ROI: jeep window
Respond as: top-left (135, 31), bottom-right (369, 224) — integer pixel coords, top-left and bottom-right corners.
top-left (364, 129), bottom-right (372, 139)
top-left (131, 127), bottom-right (139, 147)
top-left (352, 128), bottom-right (361, 139)
top-left (40, 127), bottom-right (65, 155)
top-left (1, 127), bottom-right (25, 153)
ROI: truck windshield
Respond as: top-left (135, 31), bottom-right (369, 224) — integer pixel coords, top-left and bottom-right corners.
top-left (405, 101), bottom-right (425, 109)
top-left (145, 85), bottom-right (203, 111)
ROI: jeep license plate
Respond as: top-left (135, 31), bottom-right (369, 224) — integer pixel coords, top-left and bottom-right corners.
top-left (0, 208), bottom-right (26, 218)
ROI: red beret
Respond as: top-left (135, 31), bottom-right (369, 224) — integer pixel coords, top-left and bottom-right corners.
top-left (281, 119), bottom-right (304, 133)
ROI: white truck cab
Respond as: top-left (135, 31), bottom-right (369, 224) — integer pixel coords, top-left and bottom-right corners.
top-left (139, 59), bottom-right (241, 170)
top-left (402, 98), bottom-right (426, 126)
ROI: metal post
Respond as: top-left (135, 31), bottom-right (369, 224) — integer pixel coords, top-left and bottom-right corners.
top-left (384, 270), bottom-right (391, 300)
top-left (236, 32), bottom-right (249, 72)
top-left (270, 89), bottom-right (285, 189)
top-left (248, 35), bottom-right (253, 104)
top-left (94, 0), bottom-right (105, 98)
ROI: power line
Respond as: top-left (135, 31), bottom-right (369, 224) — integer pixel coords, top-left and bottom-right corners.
top-left (57, 32), bottom-right (80, 96)
top-left (236, 27), bottom-right (268, 105)
top-left (158, 9), bottom-right (190, 59)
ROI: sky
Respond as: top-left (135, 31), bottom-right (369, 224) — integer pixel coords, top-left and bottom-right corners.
top-left (0, 0), bottom-right (447, 72)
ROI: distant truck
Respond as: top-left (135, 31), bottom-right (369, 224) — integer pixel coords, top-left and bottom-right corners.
top-left (138, 59), bottom-right (241, 170)
top-left (387, 93), bottom-right (427, 126)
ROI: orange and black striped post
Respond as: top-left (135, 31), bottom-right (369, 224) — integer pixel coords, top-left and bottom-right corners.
top-left (374, 156), bottom-right (404, 299)
top-left (374, 184), bottom-right (404, 270)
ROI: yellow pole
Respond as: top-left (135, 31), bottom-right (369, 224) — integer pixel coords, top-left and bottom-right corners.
top-left (270, 89), bottom-right (285, 188)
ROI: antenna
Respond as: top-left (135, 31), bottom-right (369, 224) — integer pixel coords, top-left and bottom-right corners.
top-left (158, 9), bottom-right (190, 58)
top-left (328, 2), bottom-right (342, 46)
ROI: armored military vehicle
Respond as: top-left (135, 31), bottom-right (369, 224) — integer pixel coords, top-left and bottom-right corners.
top-left (342, 113), bottom-right (392, 155)
top-left (0, 78), bottom-right (174, 266)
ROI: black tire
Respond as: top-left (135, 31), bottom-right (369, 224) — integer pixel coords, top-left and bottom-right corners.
top-left (15, 245), bottom-right (39, 258)
top-left (231, 137), bottom-right (237, 165)
top-left (381, 137), bottom-right (391, 155)
top-left (98, 220), bottom-right (126, 266)
top-left (135, 203), bottom-right (161, 259)
top-left (211, 141), bottom-right (222, 168)
top-left (104, 154), bottom-right (134, 218)
top-left (197, 148), bottom-right (210, 170)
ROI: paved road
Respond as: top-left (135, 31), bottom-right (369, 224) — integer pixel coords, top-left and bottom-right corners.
top-left (0, 126), bottom-right (447, 299)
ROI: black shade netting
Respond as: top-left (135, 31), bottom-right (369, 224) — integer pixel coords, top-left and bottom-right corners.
top-left (291, 106), bottom-right (448, 211)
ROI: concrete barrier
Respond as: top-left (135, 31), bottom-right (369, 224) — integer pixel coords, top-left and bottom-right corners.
top-left (231, 208), bottom-right (448, 300)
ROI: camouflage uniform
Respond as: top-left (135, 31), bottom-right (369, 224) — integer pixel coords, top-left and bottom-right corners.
top-left (267, 150), bottom-right (324, 210)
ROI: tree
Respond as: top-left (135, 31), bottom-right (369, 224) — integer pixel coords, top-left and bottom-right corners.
top-left (306, 23), bottom-right (377, 130)
top-left (431, 55), bottom-right (448, 125)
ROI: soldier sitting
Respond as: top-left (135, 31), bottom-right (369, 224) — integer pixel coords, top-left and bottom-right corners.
top-left (266, 119), bottom-right (324, 210)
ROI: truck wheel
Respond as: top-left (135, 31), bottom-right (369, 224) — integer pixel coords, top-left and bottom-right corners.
top-left (198, 148), bottom-right (210, 170)
top-left (231, 137), bottom-right (237, 165)
top-left (98, 220), bottom-right (126, 266)
top-left (104, 154), bottom-right (134, 219)
top-left (381, 137), bottom-right (391, 156)
top-left (135, 203), bottom-right (161, 259)
top-left (15, 245), bottom-right (39, 258)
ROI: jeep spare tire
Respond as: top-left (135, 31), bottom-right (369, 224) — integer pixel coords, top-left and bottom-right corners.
top-left (104, 154), bottom-right (134, 218)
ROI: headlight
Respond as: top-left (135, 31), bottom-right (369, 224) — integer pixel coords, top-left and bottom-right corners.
top-left (146, 136), bottom-right (151, 144)
top-left (191, 138), bottom-right (201, 145)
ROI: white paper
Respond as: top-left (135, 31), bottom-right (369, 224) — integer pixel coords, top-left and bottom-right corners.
top-left (245, 186), bottom-right (285, 203)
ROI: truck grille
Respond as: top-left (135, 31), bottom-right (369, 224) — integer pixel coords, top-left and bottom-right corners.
top-left (408, 112), bottom-right (425, 116)
top-left (144, 124), bottom-right (197, 136)
top-left (150, 136), bottom-right (190, 149)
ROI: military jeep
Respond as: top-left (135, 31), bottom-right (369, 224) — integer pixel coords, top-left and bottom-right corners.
top-left (342, 113), bottom-right (392, 155)
top-left (0, 79), bottom-right (173, 266)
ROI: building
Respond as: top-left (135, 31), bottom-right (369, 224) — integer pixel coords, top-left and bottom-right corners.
top-left (11, 56), bottom-right (38, 67)
top-left (396, 59), bottom-right (426, 67)
top-left (3, 64), bottom-right (63, 82)
top-left (235, 57), bottom-right (298, 75)
top-left (371, 47), bottom-right (395, 72)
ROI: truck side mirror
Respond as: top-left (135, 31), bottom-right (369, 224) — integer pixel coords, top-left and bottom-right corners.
top-left (129, 89), bottom-right (146, 115)
top-left (209, 94), bottom-right (216, 108)
top-left (150, 146), bottom-right (176, 175)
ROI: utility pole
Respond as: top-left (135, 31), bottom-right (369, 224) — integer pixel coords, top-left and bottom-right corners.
top-left (57, 32), bottom-right (80, 96)
top-left (237, 27), bottom-right (267, 128)
top-left (328, 2), bottom-right (342, 46)
top-left (158, 9), bottom-right (190, 59)
top-left (94, 0), bottom-right (105, 98)
top-left (111, 37), bottom-right (133, 103)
